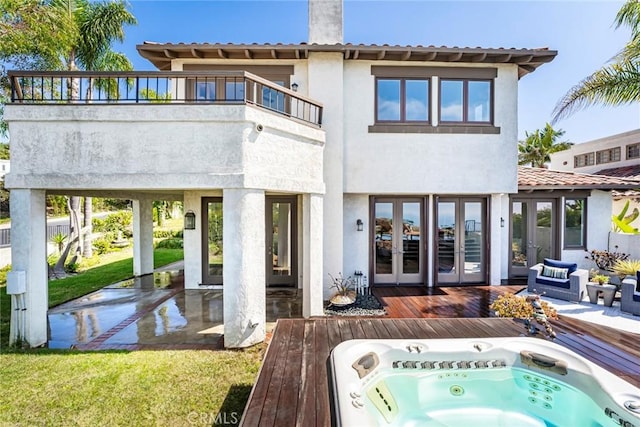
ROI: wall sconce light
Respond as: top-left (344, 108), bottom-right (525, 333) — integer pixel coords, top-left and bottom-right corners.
top-left (500, 217), bottom-right (505, 228)
top-left (184, 210), bottom-right (196, 230)
top-left (291, 82), bottom-right (298, 92)
top-left (356, 219), bottom-right (364, 232)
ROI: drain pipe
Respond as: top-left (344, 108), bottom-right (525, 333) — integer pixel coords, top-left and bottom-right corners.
top-left (7, 271), bottom-right (26, 346)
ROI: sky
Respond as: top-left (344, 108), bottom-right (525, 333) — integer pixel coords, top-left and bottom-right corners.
top-left (115, 0), bottom-right (637, 144)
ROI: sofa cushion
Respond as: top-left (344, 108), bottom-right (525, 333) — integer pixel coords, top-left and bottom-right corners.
top-left (536, 276), bottom-right (571, 289)
top-left (633, 293), bottom-right (640, 303)
top-left (543, 258), bottom-right (577, 275)
top-left (541, 265), bottom-right (569, 280)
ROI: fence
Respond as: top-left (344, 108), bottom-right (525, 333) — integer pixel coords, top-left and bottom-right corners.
top-left (0, 224), bottom-right (72, 248)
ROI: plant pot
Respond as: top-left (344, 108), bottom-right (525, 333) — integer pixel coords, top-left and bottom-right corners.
top-left (329, 290), bottom-right (357, 306)
top-left (586, 283), bottom-right (601, 304)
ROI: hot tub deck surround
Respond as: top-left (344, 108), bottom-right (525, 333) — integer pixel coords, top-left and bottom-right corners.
top-left (241, 317), bottom-right (640, 426)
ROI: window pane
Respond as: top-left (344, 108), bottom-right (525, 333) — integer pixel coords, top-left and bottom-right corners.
top-left (262, 80), bottom-right (285, 112)
top-left (440, 80), bottom-right (463, 121)
top-left (565, 199), bottom-right (585, 248)
top-left (377, 79), bottom-right (401, 121)
top-left (468, 81), bottom-right (491, 122)
top-left (196, 82), bottom-right (215, 100)
top-left (225, 80), bottom-right (244, 100)
top-left (405, 80), bottom-right (429, 121)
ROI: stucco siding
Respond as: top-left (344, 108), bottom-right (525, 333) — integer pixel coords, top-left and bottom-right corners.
top-left (343, 62), bottom-right (519, 194)
top-left (5, 104), bottom-right (324, 193)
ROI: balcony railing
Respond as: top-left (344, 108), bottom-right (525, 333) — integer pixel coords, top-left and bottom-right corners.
top-left (8, 70), bottom-right (323, 126)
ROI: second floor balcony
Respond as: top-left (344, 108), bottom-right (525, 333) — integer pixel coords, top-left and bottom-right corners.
top-left (5, 71), bottom-right (325, 194)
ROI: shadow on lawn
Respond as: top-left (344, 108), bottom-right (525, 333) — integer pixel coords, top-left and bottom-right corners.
top-left (214, 384), bottom-right (253, 426)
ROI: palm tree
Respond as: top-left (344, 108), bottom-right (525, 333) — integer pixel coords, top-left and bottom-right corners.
top-left (518, 123), bottom-right (572, 168)
top-left (51, 0), bottom-right (136, 262)
top-left (552, 0), bottom-right (640, 122)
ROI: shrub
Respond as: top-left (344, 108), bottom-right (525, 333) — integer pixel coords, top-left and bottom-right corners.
top-left (65, 262), bottom-right (79, 273)
top-left (0, 264), bottom-right (11, 286)
top-left (103, 211), bottom-right (133, 236)
top-left (490, 293), bottom-right (557, 320)
top-left (78, 254), bottom-right (101, 270)
top-left (92, 217), bottom-right (106, 232)
top-left (155, 238), bottom-right (183, 249)
top-left (153, 229), bottom-right (175, 239)
top-left (92, 238), bottom-right (112, 255)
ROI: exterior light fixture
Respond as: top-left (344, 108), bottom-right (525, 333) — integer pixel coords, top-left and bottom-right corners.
top-left (356, 219), bottom-right (364, 232)
top-left (184, 210), bottom-right (196, 230)
top-left (291, 82), bottom-right (299, 92)
top-left (500, 217), bottom-right (505, 228)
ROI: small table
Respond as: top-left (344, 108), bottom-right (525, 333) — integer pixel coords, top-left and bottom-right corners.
top-left (586, 283), bottom-right (618, 307)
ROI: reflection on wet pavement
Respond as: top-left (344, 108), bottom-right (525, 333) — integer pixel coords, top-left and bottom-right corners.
top-left (48, 271), bottom-right (302, 349)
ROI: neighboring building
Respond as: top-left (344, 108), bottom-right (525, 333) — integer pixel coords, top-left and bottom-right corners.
top-left (5, 0), bottom-right (569, 348)
top-left (549, 129), bottom-right (640, 231)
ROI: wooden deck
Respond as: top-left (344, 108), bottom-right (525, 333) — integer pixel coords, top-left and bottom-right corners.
top-left (241, 287), bottom-right (640, 426)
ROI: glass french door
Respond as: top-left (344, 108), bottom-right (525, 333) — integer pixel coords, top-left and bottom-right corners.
top-left (266, 197), bottom-right (297, 287)
top-left (437, 198), bottom-right (486, 284)
top-left (510, 199), bottom-right (557, 277)
top-left (202, 198), bottom-right (223, 285)
top-left (374, 198), bottom-right (423, 285)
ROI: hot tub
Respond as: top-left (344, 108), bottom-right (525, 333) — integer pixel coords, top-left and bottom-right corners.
top-left (330, 338), bottom-right (640, 426)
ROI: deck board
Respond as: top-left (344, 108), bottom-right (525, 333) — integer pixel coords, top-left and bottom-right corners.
top-left (241, 286), bottom-right (640, 426)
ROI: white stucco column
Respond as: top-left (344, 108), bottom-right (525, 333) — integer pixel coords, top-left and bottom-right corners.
top-left (490, 193), bottom-right (506, 285)
top-left (10, 189), bottom-right (47, 347)
top-left (133, 198), bottom-right (154, 277)
top-left (222, 188), bottom-right (265, 348)
top-left (303, 193), bottom-right (324, 317)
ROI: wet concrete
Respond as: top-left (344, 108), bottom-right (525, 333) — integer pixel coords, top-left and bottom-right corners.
top-left (47, 270), bottom-right (302, 349)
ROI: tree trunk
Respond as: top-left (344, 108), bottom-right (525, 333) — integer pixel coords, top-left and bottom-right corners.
top-left (69, 196), bottom-right (82, 256)
top-left (83, 197), bottom-right (93, 258)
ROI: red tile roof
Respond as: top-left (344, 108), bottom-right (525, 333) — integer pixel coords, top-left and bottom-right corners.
top-left (518, 166), bottom-right (640, 191)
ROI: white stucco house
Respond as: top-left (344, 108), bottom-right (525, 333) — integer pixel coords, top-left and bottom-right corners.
top-left (9, 0), bottom-right (637, 349)
top-left (549, 128), bottom-right (640, 228)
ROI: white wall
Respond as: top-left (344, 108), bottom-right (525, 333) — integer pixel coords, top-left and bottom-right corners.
top-left (561, 190), bottom-right (612, 269)
top-left (343, 62), bottom-right (520, 194)
top-left (609, 232), bottom-right (640, 259)
top-left (5, 105), bottom-right (324, 194)
top-left (342, 194), bottom-right (369, 281)
top-left (549, 128), bottom-right (640, 173)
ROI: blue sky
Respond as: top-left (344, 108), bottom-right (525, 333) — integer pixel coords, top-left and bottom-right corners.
top-left (116, 0), bottom-right (640, 143)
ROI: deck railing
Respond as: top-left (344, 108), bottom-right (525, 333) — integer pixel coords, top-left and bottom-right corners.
top-left (8, 70), bottom-right (323, 126)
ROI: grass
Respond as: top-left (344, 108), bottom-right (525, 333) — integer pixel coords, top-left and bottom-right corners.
top-left (0, 346), bottom-right (263, 426)
top-left (0, 248), bottom-right (184, 350)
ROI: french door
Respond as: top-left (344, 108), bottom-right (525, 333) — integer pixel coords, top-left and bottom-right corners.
top-left (202, 198), bottom-right (223, 285)
top-left (373, 198), bottom-right (424, 285)
top-left (436, 198), bottom-right (487, 284)
top-left (266, 197), bottom-right (297, 287)
top-left (510, 199), bottom-right (557, 277)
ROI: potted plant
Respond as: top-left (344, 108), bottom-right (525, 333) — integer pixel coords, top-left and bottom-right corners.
top-left (328, 273), bottom-right (357, 306)
top-left (586, 271), bottom-right (617, 306)
top-left (611, 259), bottom-right (640, 282)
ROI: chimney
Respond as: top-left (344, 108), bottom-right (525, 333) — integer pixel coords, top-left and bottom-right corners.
top-left (308, 0), bottom-right (343, 44)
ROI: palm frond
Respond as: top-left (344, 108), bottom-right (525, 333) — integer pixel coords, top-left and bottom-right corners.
top-left (551, 60), bottom-right (640, 123)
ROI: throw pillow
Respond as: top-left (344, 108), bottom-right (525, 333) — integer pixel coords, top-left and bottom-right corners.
top-left (541, 265), bottom-right (569, 280)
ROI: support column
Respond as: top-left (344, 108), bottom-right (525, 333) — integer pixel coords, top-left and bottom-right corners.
top-left (10, 189), bottom-right (47, 347)
top-left (303, 193), bottom-right (324, 317)
top-left (133, 198), bottom-right (154, 277)
top-left (490, 193), bottom-right (505, 285)
top-left (222, 188), bottom-right (265, 348)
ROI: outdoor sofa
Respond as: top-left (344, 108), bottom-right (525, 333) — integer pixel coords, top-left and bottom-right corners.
top-left (620, 271), bottom-right (640, 316)
top-left (527, 258), bottom-right (588, 303)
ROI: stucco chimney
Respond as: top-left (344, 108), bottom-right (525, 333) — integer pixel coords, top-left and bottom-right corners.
top-left (308, 0), bottom-right (343, 44)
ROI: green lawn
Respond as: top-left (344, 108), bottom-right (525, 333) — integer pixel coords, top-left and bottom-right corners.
top-left (0, 247), bottom-right (268, 426)
top-left (0, 248), bottom-right (184, 350)
top-left (0, 347), bottom-right (263, 426)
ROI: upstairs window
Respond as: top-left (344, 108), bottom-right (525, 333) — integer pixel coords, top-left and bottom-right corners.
top-left (627, 142), bottom-right (640, 159)
top-left (596, 147), bottom-right (621, 164)
top-left (440, 79), bottom-right (492, 124)
top-left (574, 153), bottom-right (594, 168)
top-left (376, 78), bottom-right (429, 122)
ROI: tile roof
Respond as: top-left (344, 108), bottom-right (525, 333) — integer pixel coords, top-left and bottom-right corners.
top-left (594, 164), bottom-right (640, 180)
top-left (518, 166), bottom-right (640, 191)
top-left (136, 42), bottom-right (556, 78)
